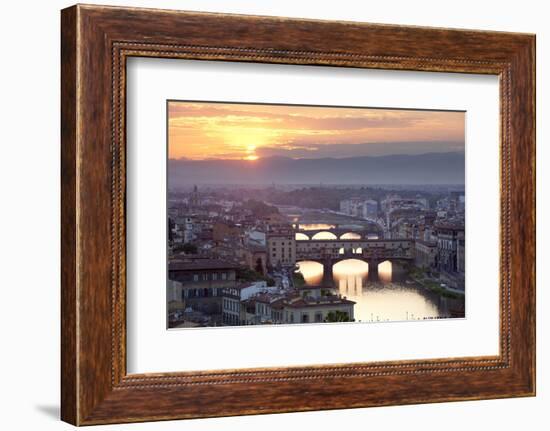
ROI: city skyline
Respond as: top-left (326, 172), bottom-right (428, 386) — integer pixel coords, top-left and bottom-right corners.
top-left (168, 102), bottom-right (465, 161)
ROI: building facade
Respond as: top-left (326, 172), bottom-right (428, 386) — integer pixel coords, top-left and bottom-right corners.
top-left (414, 239), bottom-right (438, 269)
top-left (240, 293), bottom-right (355, 325)
top-left (168, 259), bottom-right (239, 324)
top-left (282, 295), bottom-right (355, 324)
top-left (267, 227), bottom-right (296, 268)
top-left (362, 199), bottom-right (378, 219)
top-left (435, 222), bottom-right (465, 274)
top-left (340, 198), bottom-right (378, 219)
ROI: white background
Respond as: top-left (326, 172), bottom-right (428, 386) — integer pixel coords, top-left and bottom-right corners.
top-left (0, 0), bottom-right (547, 430)
top-left (127, 59), bottom-right (500, 373)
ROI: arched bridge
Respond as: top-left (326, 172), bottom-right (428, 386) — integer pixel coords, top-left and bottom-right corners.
top-left (295, 227), bottom-right (383, 241)
top-left (296, 239), bottom-right (413, 283)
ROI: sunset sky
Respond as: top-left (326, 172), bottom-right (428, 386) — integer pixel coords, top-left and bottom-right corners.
top-left (168, 101), bottom-right (465, 160)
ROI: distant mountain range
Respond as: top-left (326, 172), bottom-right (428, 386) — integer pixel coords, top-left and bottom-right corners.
top-left (168, 152), bottom-right (465, 186)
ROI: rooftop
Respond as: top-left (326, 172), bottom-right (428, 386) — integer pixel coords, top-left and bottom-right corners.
top-left (168, 258), bottom-right (239, 271)
top-left (434, 220), bottom-right (465, 231)
top-left (284, 296), bottom-right (356, 309)
top-left (416, 239), bottom-right (437, 247)
top-left (249, 291), bottom-right (355, 309)
top-left (295, 284), bottom-right (334, 290)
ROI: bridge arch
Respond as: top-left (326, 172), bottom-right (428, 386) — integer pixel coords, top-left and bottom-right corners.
top-left (378, 260), bottom-right (393, 282)
top-left (295, 232), bottom-right (310, 241)
top-left (333, 259), bottom-right (370, 289)
top-left (295, 260), bottom-right (324, 285)
top-left (340, 232), bottom-right (362, 240)
top-left (333, 258), bottom-right (369, 271)
top-left (311, 231), bottom-right (338, 240)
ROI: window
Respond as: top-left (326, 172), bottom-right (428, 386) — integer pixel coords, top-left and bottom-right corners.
top-left (315, 312), bottom-right (323, 322)
top-left (302, 313), bottom-right (309, 323)
top-left (193, 274), bottom-right (199, 282)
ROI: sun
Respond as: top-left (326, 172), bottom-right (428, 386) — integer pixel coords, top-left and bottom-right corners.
top-left (244, 144), bottom-right (259, 161)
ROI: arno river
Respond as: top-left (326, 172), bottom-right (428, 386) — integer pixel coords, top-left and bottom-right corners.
top-left (294, 222), bottom-right (464, 322)
top-left (296, 259), bottom-right (460, 322)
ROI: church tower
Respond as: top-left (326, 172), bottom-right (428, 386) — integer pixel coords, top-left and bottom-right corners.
top-left (190, 185), bottom-right (200, 208)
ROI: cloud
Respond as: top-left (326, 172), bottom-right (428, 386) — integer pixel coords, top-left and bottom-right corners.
top-left (169, 102), bottom-right (433, 131)
top-left (167, 101), bottom-right (465, 160)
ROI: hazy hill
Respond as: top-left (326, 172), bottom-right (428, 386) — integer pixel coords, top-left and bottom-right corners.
top-left (168, 152), bottom-right (465, 186)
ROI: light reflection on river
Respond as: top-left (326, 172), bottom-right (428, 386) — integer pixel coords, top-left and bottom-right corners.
top-left (297, 259), bottom-right (455, 322)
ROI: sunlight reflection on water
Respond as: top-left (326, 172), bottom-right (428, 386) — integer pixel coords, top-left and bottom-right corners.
top-left (297, 259), bottom-right (445, 322)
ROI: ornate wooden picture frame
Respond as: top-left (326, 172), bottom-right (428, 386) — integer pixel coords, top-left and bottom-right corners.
top-left (61, 4), bottom-right (535, 425)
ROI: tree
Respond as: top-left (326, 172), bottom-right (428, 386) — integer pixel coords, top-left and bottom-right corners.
top-left (237, 267), bottom-right (275, 287)
top-left (325, 310), bottom-right (351, 323)
top-left (241, 199), bottom-right (279, 217)
top-left (292, 271), bottom-right (306, 288)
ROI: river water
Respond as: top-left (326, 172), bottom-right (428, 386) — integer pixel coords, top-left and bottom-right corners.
top-left (296, 259), bottom-right (462, 322)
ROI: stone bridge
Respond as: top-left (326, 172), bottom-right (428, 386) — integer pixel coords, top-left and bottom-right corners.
top-left (295, 228), bottom-right (382, 240)
top-left (296, 239), bottom-right (413, 283)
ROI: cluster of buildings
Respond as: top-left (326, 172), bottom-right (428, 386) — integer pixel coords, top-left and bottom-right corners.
top-left (339, 192), bottom-right (465, 290)
top-left (167, 185), bottom-right (465, 328)
top-left (168, 256), bottom-right (355, 327)
top-left (167, 187), bottom-right (356, 328)
top-left (168, 187), bottom-right (277, 279)
top-left (383, 195), bottom-right (465, 290)
top-left (339, 198), bottom-right (378, 219)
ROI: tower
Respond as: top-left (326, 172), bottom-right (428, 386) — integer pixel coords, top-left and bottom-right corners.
top-left (190, 185), bottom-right (199, 208)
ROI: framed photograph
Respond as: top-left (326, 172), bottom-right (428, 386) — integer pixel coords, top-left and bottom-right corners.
top-left (61, 4), bottom-right (535, 425)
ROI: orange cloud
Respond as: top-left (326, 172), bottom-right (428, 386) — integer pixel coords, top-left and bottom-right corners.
top-left (168, 101), bottom-right (464, 160)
